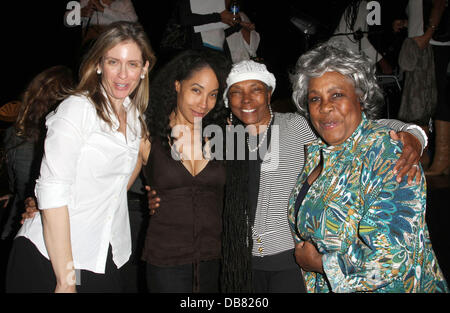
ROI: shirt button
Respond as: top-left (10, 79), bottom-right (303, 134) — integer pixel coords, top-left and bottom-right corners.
top-left (258, 247), bottom-right (263, 253)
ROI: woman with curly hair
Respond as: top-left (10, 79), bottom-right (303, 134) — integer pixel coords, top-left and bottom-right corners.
top-left (2, 65), bottom-right (75, 240)
top-left (147, 58), bottom-right (428, 293)
top-left (288, 42), bottom-right (448, 292)
top-left (220, 58), bottom-right (428, 293)
top-left (140, 49), bottom-right (231, 293)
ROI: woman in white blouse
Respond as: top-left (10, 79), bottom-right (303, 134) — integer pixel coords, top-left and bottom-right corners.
top-left (5, 21), bottom-right (155, 293)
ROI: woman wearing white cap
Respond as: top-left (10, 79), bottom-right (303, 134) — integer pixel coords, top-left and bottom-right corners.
top-left (146, 59), bottom-right (428, 292)
top-left (220, 59), bottom-right (428, 293)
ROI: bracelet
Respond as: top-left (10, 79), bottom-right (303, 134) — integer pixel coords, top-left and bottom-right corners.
top-left (404, 124), bottom-right (428, 154)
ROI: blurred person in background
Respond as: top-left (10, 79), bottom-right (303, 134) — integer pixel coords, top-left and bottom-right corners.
top-left (1, 66), bottom-right (75, 241)
top-left (6, 22), bottom-right (155, 293)
top-left (80, 0), bottom-right (138, 45)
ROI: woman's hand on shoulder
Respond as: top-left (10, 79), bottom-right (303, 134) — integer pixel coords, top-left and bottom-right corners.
top-left (389, 130), bottom-right (422, 185)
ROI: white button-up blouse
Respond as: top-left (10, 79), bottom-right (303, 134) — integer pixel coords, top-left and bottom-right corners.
top-left (16, 94), bottom-right (141, 274)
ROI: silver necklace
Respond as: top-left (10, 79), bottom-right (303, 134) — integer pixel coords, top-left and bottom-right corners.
top-left (247, 106), bottom-right (273, 153)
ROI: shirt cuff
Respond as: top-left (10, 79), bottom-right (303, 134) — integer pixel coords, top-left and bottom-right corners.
top-left (35, 180), bottom-right (71, 210)
top-left (401, 124), bottom-right (428, 155)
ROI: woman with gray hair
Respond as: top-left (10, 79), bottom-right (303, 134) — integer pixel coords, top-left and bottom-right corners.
top-left (291, 42), bottom-right (384, 120)
top-left (288, 42), bottom-right (448, 292)
top-left (219, 57), bottom-right (427, 293)
top-left (147, 57), bottom-right (427, 293)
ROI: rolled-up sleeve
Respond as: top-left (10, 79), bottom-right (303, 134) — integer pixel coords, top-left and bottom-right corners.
top-left (35, 96), bottom-right (92, 210)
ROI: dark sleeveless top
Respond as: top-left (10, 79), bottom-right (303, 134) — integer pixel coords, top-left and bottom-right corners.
top-left (142, 139), bottom-right (226, 266)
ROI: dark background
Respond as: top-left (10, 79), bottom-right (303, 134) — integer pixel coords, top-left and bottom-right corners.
top-left (1, 0), bottom-right (449, 294)
top-left (1, 0), bottom-right (409, 106)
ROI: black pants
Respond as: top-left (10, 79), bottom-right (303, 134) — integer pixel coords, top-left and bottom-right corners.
top-left (252, 267), bottom-right (306, 293)
top-left (252, 249), bottom-right (306, 293)
top-left (146, 259), bottom-right (220, 293)
top-left (6, 237), bottom-right (123, 293)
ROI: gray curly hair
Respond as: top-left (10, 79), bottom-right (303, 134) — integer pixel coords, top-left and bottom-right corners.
top-left (290, 42), bottom-right (384, 120)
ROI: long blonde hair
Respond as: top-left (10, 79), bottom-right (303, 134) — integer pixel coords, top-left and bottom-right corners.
top-left (77, 21), bottom-right (156, 138)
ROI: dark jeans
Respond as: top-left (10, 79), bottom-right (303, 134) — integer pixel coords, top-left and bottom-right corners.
top-left (6, 237), bottom-right (123, 293)
top-left (146, 259), bottom-right (220, 293)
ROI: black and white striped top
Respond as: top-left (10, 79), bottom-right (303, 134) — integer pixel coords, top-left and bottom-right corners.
top-left (252, 112), bottom-right (316, 256)
top-left (251, 113), bottom-right (424, 257)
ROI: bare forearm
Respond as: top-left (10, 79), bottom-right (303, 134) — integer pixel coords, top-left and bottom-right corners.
top-left (127, 138), bottom-right (150, 190)
top-left (127, 158), bottom-right (142, 191)
top-left (41, 206), bottom-right (76, 291)
top-left (420, 0), bottom-right (446, 40)
top-left (430, 0), bottom-right (446, 28)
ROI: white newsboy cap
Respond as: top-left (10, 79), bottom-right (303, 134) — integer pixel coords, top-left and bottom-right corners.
top-left (223, 60), bottom-right (276, 107)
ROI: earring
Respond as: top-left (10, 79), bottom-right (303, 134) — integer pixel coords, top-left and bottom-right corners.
top-left (225, 100), bottom-right (229, 109)
top-left (140, 73), bottom-right (145, 79)
top-left (229, 112), bottom-right (233, 124)
top-left (97, 69), bottom-right (102, 75)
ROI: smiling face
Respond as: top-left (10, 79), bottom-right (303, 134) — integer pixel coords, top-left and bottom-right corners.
top-left (98, 40), bottom-right (149, 107)
top-left (174, 66), bottom-right (219, 126)
top-left (228, 79), bottom-right (272, 127)
top-left (308, 71), bottom-right (363, 146)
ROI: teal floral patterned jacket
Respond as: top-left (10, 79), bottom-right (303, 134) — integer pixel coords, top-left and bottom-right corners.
top-left (288, 114), bottom-right (448, 293)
